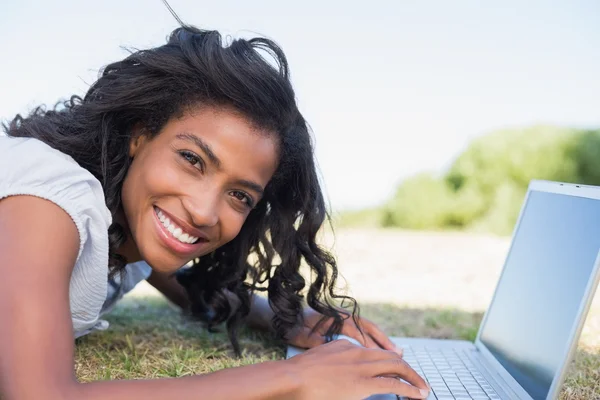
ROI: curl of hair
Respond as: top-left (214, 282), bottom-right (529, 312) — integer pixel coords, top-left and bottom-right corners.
top-left (3, 25), bottom-right (360, 355)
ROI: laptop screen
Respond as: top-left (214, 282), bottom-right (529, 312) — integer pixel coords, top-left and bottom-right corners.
top-left (479, 190), bottom-right (600, 400)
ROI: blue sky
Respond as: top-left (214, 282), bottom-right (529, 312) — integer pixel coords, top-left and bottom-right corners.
top-left (2, 0), bottom-right (599, 211)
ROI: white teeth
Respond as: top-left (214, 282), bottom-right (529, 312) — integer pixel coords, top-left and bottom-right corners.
top-left (155, 207), bottom-right (200, 245)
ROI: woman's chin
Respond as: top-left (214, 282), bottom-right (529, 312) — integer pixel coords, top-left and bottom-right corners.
top-left (138, 246), bottom-right (187, 274)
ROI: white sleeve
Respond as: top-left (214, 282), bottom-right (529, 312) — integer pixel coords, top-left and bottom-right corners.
top-left (0, 135), bottom-right (113, 329)
top-left (0, 135), bottom-right (112, 262)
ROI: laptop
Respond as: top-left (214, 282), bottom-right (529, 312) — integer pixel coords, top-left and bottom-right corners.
top-left (286, 180), bottom-right (600, 400)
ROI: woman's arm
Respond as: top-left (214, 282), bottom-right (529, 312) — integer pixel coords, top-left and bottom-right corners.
top-left (0, 197), bottom-right (428, 399)
top-left (147, 269), bottom-right (275, 331)
top-left (147, 271), bottom-right (399, 352)
top-left (0, 195), bottom-right (80, 400)
top-left (0, 196), bottom-right (298, 400)
top-left (146, 269), bottom-right (191, 310)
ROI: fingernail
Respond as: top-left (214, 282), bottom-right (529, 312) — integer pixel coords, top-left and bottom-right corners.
top-left (420, 388), bottom-right (430, 398)
top-left (394, 345), bottom-right (404, 356)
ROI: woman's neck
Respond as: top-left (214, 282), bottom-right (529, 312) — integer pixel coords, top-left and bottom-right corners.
top-left (115, 209), bottom-right (142, 264)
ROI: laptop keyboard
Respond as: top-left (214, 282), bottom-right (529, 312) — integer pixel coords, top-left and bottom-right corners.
top-left (400, 346), bottom-right (502, 400)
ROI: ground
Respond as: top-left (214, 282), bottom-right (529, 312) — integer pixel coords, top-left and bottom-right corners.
top-left (75, 228), bottom-right (600, 399)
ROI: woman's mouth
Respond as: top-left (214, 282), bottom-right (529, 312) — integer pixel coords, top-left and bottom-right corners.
top-left (155, 207), bottom-right (200, 244)
top-left (153, 206), bottom-right (208, 255)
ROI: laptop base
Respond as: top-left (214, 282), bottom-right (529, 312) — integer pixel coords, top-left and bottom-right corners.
top-left (286, 337), bottom-right (514, 399)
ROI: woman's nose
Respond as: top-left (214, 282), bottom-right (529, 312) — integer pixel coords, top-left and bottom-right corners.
top-left (182, 195), bottom-right (219, 228)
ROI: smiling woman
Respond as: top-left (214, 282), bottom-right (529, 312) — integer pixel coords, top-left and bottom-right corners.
top-left (0, 24), bottom-right (429, 400)
top-left (120, 107), bottom-right (279, 274)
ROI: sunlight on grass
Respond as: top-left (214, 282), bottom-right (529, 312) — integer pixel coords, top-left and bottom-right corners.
top-left (75, 295), bottom-right (600, 399)
top-left (75, 296), bottom-right (284, 382)
top-left (74, 229), bottom-right (600, 399)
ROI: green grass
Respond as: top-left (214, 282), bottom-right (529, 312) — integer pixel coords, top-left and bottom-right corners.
top-left (74, 296), bottom-right (600, 399)
top-left (75, 296), bottom-right (284, 381)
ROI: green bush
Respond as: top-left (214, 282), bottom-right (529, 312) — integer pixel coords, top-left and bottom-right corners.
top-left (382, 173), bottom-right (454, 229)
top-left (334, 207), bottom-right (384, 228)
top-left (339, 126), bottom-right (600, 235)
top-left (469, 182), bottom-right (527, 235)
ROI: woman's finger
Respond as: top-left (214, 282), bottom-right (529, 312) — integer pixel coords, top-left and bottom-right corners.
top-left (341, 324), bottom-right (369, 347)
top-left (290, 327), bottom-right (327, 349)
top-left (363, 320), bottom-right (403, 355)
top-left (368, 376), bottom-right (431, 399)
top-left (362, 331), bottom-right (381, 350)
top-left (359, 346), bottom-right (405, 362)
top-left (342, 320), bottom-right (402, 355)
top-left (364, 357), bottom-right (429, 392)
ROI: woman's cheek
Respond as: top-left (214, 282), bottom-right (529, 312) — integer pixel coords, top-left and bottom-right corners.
top-left (219, 208), bottom-right (248, 242)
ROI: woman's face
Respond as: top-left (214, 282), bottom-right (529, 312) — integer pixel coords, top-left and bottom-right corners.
top-left (121, 105), bottom-right (279, 273)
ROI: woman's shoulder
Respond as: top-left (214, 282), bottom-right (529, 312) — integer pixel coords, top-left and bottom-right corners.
top-left (0, 134), bottom-right (99, 190)
top-left (0, 134), bottom-right (112, 258)
top-left (0, 134), bottom-right (115, 334)
top-left (0, 133), bottom-right (80, 172)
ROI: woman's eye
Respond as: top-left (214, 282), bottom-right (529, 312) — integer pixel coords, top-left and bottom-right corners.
top-left (179, 151), bottom-right (203, 171)
top-left (230, 191), bottom-right (253, 208)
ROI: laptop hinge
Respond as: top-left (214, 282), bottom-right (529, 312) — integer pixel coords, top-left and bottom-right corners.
top-left (468, 348), bottom-right (523, 399)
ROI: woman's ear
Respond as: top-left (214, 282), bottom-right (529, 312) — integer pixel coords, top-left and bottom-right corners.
top-left (129, 124), bottom-right (148, 158)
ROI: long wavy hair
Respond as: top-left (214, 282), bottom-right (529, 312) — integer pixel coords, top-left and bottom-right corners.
top-left (3, 25), bottom-right (360, 355)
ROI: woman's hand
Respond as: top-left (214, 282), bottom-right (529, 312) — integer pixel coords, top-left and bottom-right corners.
top-left (245, 295), bottom-right (402, 355)
top-left (286, 306), bottom-right (403, 356)
top-left (284, 339), bottom-right (430, 399)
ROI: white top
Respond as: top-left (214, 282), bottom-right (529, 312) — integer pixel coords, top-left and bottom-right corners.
top-left (0, 134), bottom-right (152, 338)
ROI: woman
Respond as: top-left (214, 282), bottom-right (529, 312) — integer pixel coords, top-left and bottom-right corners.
top-left (0, 25), bottom-right (430, 399)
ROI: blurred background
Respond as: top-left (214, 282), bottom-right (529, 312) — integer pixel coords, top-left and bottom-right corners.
top-left (3, 0), bottom-right (600, 233)
top-left (4, 1), bottom-right (600, 396)
top-left (3, 0), bottom-right (600, 307)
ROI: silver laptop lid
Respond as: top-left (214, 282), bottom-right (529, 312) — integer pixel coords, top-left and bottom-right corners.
top-left (474, 180), bottom-right (600, 400)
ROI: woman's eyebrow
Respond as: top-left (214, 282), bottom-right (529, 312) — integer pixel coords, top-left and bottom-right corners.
top-left (176, 132), bottom-right (265, 195)
top-left (175, 132), bottom-right (221, 168)
top-left (235, 179), bottom-right (264, 196)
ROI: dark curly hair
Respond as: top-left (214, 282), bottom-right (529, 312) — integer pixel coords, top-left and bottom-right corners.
top-left (3, 25), bottom-right (360, 356)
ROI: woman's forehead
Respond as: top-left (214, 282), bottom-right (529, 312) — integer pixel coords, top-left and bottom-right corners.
top-left (159, 107), bottom-right (279, 183)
